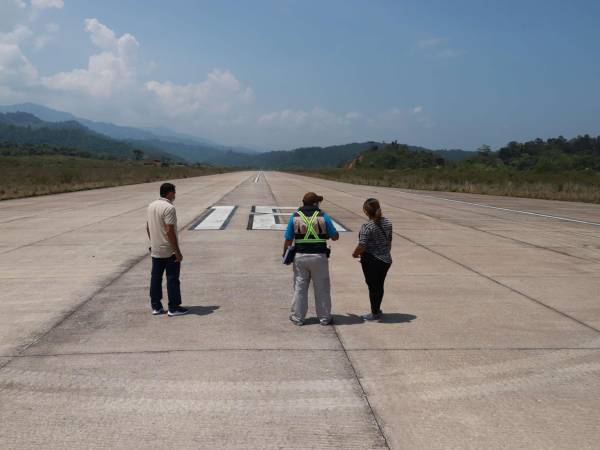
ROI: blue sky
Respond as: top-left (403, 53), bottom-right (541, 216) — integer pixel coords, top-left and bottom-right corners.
top-left (1, 0), bottom-right (599, 150)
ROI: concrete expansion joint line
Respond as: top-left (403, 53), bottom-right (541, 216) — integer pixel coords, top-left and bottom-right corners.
top-left (3, 346), bottom-right (600, 359)
top-left (285, 173), bottom-right (600, 335)
top-left (0, 173), bottom-right (255, 374)
top-left (0, 176), bottom-right (230, 257)
top-left (290, 173), bottom-right (598, 264)
top-left (266, 172), bottom-right (391, 449)
top-left (332, 326), bottom-right (391, 449)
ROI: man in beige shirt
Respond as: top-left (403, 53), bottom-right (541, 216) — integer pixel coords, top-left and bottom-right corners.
top-left (146, 183), bottom-right (188, 316)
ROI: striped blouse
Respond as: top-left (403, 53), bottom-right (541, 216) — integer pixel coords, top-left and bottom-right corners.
top-left (358, 217), bottom-right (393, 264)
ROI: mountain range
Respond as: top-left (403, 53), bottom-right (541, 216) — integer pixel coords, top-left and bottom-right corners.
top-left (0, 103), bottom-right (473, 168)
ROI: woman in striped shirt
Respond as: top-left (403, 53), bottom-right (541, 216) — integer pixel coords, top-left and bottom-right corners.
top-left (352, 198), bottom-right (393, 321)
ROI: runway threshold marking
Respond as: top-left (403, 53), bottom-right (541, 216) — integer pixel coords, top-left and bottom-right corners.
top-left (248, 206), bottom-right (350, 231)
top-left (405, 192), bottom-right (600, 227)
top-left (190, 206), bottom-right (237, 230)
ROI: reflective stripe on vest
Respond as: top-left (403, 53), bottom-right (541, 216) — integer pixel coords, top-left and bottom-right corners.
top-left (295, 210), bottom-right (327, 244)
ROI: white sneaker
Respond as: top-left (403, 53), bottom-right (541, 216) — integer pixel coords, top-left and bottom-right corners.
top-left (152, 308), bottom-right (165, 315)
top-left (168, 307), bottom-right (189, 317)
top-left (289, 314), bottom-right (304, 326)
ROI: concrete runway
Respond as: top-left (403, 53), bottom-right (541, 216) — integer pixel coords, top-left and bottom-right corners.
top-left (1, 171), bottom-right (599, 449)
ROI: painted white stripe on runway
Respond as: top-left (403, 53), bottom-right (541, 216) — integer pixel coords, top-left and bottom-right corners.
top-left (194, 206), bottom-right (236, 230)
top-left (251, 206), bottom-right (348, 231)
top-left (254, 173), bottom-right (261, 183)
top-left (402, 192), bottom-right (600, 227)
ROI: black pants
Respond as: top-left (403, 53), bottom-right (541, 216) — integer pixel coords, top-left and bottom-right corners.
top-left (360, 252), bottom-right (391, 314)
top-left (150, 255), bottom-right (181, 311)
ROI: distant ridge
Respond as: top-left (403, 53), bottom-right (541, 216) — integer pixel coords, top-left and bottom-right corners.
top-left (0, 103), bottom-right (473, 168)
top-left (0, 103), bottom-right (264, 162)
top-left (0, 112), bottom-right (176, 160)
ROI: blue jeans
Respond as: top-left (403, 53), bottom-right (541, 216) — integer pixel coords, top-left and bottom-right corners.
top-left (150, 255), bottom-right (181, 311)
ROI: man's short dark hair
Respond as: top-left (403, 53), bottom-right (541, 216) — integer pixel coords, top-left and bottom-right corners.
top-left (160, 183), bottom-right (176, 198)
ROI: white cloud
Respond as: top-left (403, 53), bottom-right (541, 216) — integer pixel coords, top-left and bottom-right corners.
top-left (258, 109), bottom-right (308, 127)
top-left (32, 22), bottom-right (59, 50)
top-left (0, 42), bottom-right (38, 85)
top-left (417, 37), bottom-right (445, 49)
top-left (0, 24), bottom-right (32, 44)
top-left (0, 0), bottom-right (27, 32)
top-left (42, 18), bottom-right (139, 97)
top-left (0, 5), bottom-right (437, 148)
top-left (146, 69), bottom-right (255, 117)
top-left (345, 111), bottom-right (362, 121)
top-left (417, 36), bottom-right (465, 59)
top-left (370, 105), bottom-right (435, 130)
top-left (258, 107), bottom-right (358, 131)
top-left (439, 48), bottom-right (465, 58)
top-left (45, 22), bottom-right (59, 32)
top-left (31, 0), bottom-right (64, 10)
top-left (83, 18), bottom-right (137, 57)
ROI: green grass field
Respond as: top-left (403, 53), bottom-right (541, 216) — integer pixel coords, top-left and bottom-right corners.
top-left (0, 155), bottom-right (230, 200)
top-left (301, 167), bottom-right (600, 203)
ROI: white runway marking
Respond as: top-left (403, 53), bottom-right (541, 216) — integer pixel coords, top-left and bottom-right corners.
top-left (249, 206), bottom-right (349, 231)
top-left (193, 206), bottom-right (237, 230)
top-left (405, 193), bottom-right (600, 227)
top-left (254, 173), bottom-right (262, 183)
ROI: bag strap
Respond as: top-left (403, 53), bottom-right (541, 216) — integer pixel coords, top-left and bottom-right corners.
top-left (374, 219), bottom-right (391, 243)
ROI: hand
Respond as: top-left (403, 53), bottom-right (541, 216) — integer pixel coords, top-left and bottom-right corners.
top-left (352, 251), bottom-right (359, 258)
top-left (175, 251), bottom-right (183, 262)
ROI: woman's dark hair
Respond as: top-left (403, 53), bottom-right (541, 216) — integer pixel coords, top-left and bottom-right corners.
top-left (363, 198), bottom-right (382, 222)
top-left (160, 182), bottom-right (176, 198)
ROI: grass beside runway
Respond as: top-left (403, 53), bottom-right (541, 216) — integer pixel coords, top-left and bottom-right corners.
top-left (0, 154), bottom-right (231, 200)
top-left (297, 167), bottom-right (600, 204)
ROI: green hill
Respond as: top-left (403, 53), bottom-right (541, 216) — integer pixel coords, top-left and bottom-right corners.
top-left (345, 141), bottom-right (445, 170)
top-left (0, 112), bottom-right (176, 161)
top-left (201, 142), bottom-right (377, 169)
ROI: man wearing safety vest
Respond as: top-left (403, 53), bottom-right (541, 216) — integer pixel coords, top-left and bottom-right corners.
top-left (283, 192), bottom-right (339, 326)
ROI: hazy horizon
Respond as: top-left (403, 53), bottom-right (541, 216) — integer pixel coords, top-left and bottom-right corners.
top-left (1, 0), bottom-right (599, 151)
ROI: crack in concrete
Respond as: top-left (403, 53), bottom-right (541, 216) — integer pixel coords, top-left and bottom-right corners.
top-left (263, 172), bottom-right (392, 450)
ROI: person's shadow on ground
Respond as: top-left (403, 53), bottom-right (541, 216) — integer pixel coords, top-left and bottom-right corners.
top-left (377, 313), bottom-right (417, 324)
top-left (186, 305), bottom-right (220, 316)
top-left (331, 313), bottom-right (417, 325)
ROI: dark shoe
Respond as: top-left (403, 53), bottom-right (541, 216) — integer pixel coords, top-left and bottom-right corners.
top-left (289, 314), bottom-right (304, 326)
top-left (361, 311), bottom-right (382, 321)
top-left (168, 307), bottom-right (189, 317)
top-left (152, 308), bottom-right (166, 315)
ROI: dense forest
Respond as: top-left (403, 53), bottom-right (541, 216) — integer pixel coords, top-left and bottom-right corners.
top-left (306, 135), bottom-right (600, 203)
top-left (468, 136), bottom-right (600, 171)
top-left (347, 141), bottom-right (445, 169)
top-left (343, 135), bottom-right (600, 173)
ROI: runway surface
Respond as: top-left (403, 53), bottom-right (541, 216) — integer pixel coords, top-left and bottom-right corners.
top-left (1, 171), bottom-right (599, 449)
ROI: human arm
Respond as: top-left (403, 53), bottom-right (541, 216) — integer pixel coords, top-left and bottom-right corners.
top-left (353, 224), bottom-right (368, 258)
top-left (283, 239), bottom-right (294, 255)
top-left (323, 214), bottom-right (339, 241)
top-left (352, 244), bottom-right (365, 258)
top-left (283, 215), bottom-right (295, 255)
top-left (163, 206), bottom-right (182, 262)
top-left (165, 224), bottom-right (182, 262)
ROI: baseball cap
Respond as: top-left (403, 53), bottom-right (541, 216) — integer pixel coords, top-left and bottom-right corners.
top-left (302, 192), bottom-right (324, 205)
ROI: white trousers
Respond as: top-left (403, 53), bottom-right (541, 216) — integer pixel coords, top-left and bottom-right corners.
top-left (291, 253), bottom-right (332, 321)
